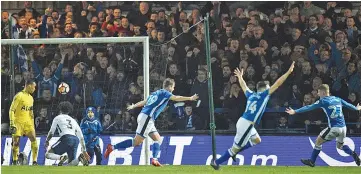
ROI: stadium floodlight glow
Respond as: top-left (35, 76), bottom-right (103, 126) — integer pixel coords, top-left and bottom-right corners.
top-left (2, 37), bottom-right (151, 165)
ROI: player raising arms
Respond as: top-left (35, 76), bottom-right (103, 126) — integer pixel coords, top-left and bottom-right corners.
top-left (44, 101), bottom-right (90, 166)
top-left (286, 84), bottom-right (361, 167)
top-left (9, 80), bottom-right (38, 165)
top-left (211, 62), bottom-right (295, 170)
top-left (104, 78), bottom-right (198, 166)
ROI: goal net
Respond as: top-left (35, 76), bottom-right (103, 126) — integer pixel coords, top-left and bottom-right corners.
top-left (1, 37), bottom-right (167, 165)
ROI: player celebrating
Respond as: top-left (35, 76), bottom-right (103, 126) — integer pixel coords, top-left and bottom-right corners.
top-left (104, 78), bottom-right (198, 166)
top-left (9, 80), bottom-right (38, 165)
top-left (286, 84), bottom-right (361, 167)
top-left (211, 62), bottom-right (295, 170)
top-left (44, 101), bottom-right (90, 166)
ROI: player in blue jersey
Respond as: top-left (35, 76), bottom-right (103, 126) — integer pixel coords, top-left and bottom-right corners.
top-left (211, 62), bottom-right (295, 170)
top-left (104, 78), bottom-right (198, 166)
top-left (286, 84), bottom-right (361, 167)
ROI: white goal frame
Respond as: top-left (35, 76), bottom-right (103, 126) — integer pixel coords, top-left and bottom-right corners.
top-left (2, 37), bottom-right (151, 165)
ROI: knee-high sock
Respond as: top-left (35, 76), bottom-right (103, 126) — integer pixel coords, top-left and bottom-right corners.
top-left (152, 141), bottom-right (160, 160)
top-left (342, 145), bottom-right (353, 155)
top-left (12, 143), bottom-right (19, 161)
top-left (310, 145), bottom-right (322, 163)
top-left (239, 141), bottom-right (253, 152)
top-left (114, 139), bottom-right (134, 149)
top-left (215, 150), bottom-right (231, 165)
top-left (45, 152), bottom-right (61, 160)
top-left (31, 141), bottom-right (38, 162)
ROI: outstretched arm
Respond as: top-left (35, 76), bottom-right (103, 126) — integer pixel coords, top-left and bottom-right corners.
top-left (53, 54), bottom-right (66, 80)
top-left (127, 100), bottom-right (147, 110)
top-left (269, 61), bottom-right (295, 95)
top-left (341, 99), bottom-right (361, 111)
top-left (286, 100), bottom-right (321, 115)
top-left (170, 94), bottom-right (198, 102)
top-left (234, 68), bottom-right (250, 95)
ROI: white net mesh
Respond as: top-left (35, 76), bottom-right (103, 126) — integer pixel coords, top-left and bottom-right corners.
top-left (1, 37), bottom-right (167, 133)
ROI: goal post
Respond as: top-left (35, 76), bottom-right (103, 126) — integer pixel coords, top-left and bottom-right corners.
top-left (2, 37), bottom-right (151, 165)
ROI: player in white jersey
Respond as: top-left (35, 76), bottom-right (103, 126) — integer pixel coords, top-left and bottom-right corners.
top-left (211, 62), bottom-right (295, 170)
top-left (44, 101), bottom-right (90, 166)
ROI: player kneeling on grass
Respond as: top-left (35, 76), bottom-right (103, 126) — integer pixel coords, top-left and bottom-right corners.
top-left (286, 84), bottom-right (361, 167)
top-left (80, 106), bottom-right (103, 165)
top-left (44, 101), bottom-right (90, 166)
top-left (211, 62), bottom-right (295, 170)
top-left (104, 78), bottom-right (198, 166)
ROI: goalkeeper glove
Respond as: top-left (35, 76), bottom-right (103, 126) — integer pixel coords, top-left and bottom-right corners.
top-left (9, 126), bottom-right (17, 134)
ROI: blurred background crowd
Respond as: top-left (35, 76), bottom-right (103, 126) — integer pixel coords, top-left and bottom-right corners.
top-left (1, 1), bottom-right (361, 134)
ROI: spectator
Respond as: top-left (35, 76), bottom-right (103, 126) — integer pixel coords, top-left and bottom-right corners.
top-left (166, 62), bottom-right (187, 95)
top-left (344, 92), bottom-right (360, 124)
top-left (18, 1), bottom-right (40, 19)
top-left (2, 1), bottom-right (361, 133)
top-left (14, 73), bottom-right (25, 93)
top-left (82, 70), bottom-right (104, 107)
top-left (183, 103), bottom-right (201, 130)
top-left (35, 107), bottom-right (50, 131)
top-left (30, 49), bottom-right (65, 98)
top-left (223, 83), bottom-right (246, 126)
top-left (102, 113), bottom-right (113, 130)
top-left (350, 115), bottom-right (361, 134)
top-left (1, 11), bottom-right (10, 39)
top-left (191, 68), bottom-right (209, 129)
top-left (300, 1), bottom-right (323, 17)
top-left (293, 93), bottom-right (324, 132)
top-left (276, 116), bottom-right (289, 131)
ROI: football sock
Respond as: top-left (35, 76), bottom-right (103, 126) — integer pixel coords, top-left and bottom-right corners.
top-left (114, 139), bottom-right (134, 149)
top-left (215, 150), bottom-right (231, 165)
top-left (240, 141), bottom-right (252, 152)
top-left (12, 144), bottom-right (19, 161)
top-left (310, 149), bottom-right (321, 163)
top-left (45, 152), bottom-right (61, 160)
top-left (31, 140), bottom-right (38, 162)
top-left (342, 145), bottom-right (353, 155)
top-left (152, 141), bottom-right (160, 160)
top-left (69, 158), bottom-right (79, 166)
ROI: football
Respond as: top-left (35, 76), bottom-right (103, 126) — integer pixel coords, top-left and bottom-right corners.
top-left (58, 82), bottom-right (70, 95)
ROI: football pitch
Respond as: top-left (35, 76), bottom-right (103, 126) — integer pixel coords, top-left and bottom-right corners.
top-left (2, 166), bottom-right (361, 174)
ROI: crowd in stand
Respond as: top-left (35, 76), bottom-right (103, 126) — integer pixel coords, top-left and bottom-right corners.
top-left (1, 1), bottom-right (361, 134)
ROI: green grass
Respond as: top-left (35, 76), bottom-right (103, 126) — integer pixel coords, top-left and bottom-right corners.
top-left (2, 166), bottom-right (361, 174)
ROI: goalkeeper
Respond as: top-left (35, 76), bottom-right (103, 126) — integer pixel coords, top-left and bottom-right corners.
top-left (9, 80), bottom-right (38, 165)
top-left (80, 107), bottom-right (103, 165)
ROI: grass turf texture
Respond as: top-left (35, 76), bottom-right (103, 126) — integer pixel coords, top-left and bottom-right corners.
top-left (2, 166), bottom-right (360, 174)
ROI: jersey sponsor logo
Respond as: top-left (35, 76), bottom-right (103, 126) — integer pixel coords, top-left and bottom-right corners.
top-left (21, 106), bottom-right (33, 111)
top-left (308, 137), bottom-right (361, 166)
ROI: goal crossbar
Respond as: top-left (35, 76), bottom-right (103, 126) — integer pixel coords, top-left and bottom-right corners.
top-left (1, 37), bottom-right (147, 45)
top-left (2, 36), bottom-right (151, 165)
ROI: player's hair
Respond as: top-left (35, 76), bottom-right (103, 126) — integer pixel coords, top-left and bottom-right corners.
top-left (58, 101), bottom-right (73, 115)
top-left (163, 78), bottom-right (175, 89)
top-left (25, 79), bottom-right (35, 86)
top-left (318, 84), bottom-right (330, 93)
top-left (256, 81), bottom-right (269, 91)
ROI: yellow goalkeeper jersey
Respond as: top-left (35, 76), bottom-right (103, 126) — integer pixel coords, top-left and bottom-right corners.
top-left (9, 90), bottom-right (34, 123)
